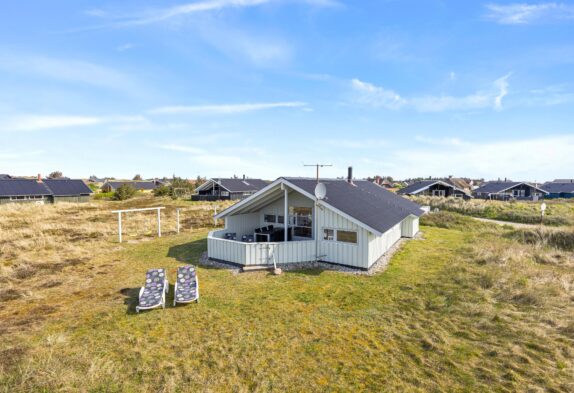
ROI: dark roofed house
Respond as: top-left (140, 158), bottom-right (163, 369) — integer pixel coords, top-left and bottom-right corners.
top-left (43, 179), bottom-right (93, 203)
top-left (101, 180), bottom-right (158, 193)
top-left (473, 181), bottom-right (548, 201)
top-left (207, 167), bottom-right (423, 270)
top-left (541, 181), bottom-right (574, 199)
top-left (398, 180), bottom-right (472, 199)
top-left (0, 178), bottom-right (92, 205)
top-left (192, 177), bottom-right (269, 201)
top-left (0, 174), bottom-right (12, 180)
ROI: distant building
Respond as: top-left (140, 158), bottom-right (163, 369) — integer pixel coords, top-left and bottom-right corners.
top-left (398, 180), bottom-right (472, 199)
top-left (193, 177), bottom-right (268, 201)
top-left (541, 181), bottom-right (574, 199)
top-left (473, 181), bottom-right (548, 201)
top-left (101, 180), bottom-right (159, 193)
top-left (0, 177), bottom-right (92, 204)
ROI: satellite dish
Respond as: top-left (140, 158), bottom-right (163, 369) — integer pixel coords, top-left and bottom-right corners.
top-left (314, 182), bottom-right (327, 200)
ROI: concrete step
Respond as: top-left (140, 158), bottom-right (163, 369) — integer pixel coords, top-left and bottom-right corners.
top-left (241, 265), bottom-right (274, 272)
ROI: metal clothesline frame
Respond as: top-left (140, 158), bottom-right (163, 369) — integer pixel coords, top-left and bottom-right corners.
top-left (112, 207), bottom-right (167, 243)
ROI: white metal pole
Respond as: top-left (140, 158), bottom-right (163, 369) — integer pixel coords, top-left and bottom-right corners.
top-left (284, 187), bottom-right (288, 242)
top-left (118, 212), bottom-right (122, 243)
top-left (176, 208), bottom-right (180, 233)
top-left (157, 208), bottom-right (161, 237)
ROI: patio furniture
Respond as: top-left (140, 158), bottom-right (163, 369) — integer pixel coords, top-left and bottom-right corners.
top-left (174, 265), bottom-right (199, 306)
top-left (136, 268), bottom-right (168, 313)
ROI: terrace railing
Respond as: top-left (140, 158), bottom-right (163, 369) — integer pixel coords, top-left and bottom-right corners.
top-left (208, 230), bottom-right (315, 266)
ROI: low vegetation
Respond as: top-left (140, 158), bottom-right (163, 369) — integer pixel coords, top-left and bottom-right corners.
top-left (414, 196), bottom-right (574, 226)
top-left (113, 183), bottom-right (137, 201)
top-left (1, 203), bottom-right (573, 392)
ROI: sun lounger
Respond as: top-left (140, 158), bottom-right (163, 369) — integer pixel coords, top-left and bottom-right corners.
top-left (136, 268), bottom-right (168, 312)
top-left (174, 265), bottom-right (199, 306)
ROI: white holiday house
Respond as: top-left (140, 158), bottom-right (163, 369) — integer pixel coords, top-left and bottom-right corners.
top-left (208, 170), bottom-right (423, 270)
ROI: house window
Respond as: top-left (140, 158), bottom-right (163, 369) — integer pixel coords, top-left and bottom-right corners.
top-left (289, 207), bottom-right (312, 238)
top-left (337, 230), bottom-right (357, 244)
top-left (432, 189), bottom-right (445, 197)
top-left (264, 214), bottom-right (276, 223)
top-left (277, 215), bottom-right (284, 224)
top-left (221, 191), bottom-right (230, 197)
top-left (323, 228), bottom-right (334, 241)
top-left (512, 189), bottom-right (525, 197)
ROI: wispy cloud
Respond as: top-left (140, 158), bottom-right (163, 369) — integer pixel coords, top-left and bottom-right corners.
top-left (116, 43), bottom-right (136, 52)
top-left (150, 102), bottom-right (308, 115)
top-left (90, 0), bottom-right (338, 28)
top-left (484, 3), bottom-right (574, 25)
top-left (0, 55), bottom-right (137, 93)
top-left (0, 115), bottom-right (148, 132)
top-left (350, 79), bottom-right (405, 109)
top-left (350, 74), bottom-right (511, 112)
top-left (389, 134), bottom-right (574, 180)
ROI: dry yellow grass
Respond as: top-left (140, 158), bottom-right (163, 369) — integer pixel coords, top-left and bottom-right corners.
top-left (1, 203), bottom-right (573, 392)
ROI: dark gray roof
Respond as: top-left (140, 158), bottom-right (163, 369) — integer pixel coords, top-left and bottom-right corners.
top-left (104, 181), bottom-right (157, 190)
top-left (0, 174), bottom-right (12, 180)
top-left (541, 182), bottom-right (574, 194)
top-left (0, 179), bottom-right (51, 197)
top-left (211, 178), bottom-right (268, 192)
top-left (285, 178), bottom-right (424, 234)
top-left (43, 179), bottom-right (92, 196)
top-left (397, 180), bottom-right (442, 195)
top-left (473, 181), bottom-right (533, 194)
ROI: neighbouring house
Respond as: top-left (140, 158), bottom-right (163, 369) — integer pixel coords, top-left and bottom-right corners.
top-left (370, 176), bottom-right (394, 189)
top-left (192, 177), bottom-right (268, 201)
top-left (208, 168), bottom-right (424, 270)
top-left (101, 180), bottom-right (159, 193)
top-left (398, 180), bottom-right (472, 199)
top-left (541, 181), bottom-right (574, 199)
top-left (42, 179), bottom-right (93, 203)
top-left (473, 181), bottom-right (548, 201)
top-left (0, 174), bottom-right (12, 180)
top-left (0, 177), bottom-right (92, 204)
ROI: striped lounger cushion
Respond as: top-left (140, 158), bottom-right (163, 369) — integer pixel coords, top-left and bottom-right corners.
top-left (175, 266), bottom-right (198, 303)
top-left (139, 268), bottom-right (166, 308)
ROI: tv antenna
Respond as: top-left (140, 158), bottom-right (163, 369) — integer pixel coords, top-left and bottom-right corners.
top-left (303, 163), bottom-right (332, 183)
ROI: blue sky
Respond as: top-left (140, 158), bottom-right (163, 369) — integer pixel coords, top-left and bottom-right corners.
top-left (1, 1), bottom-right (573, 181)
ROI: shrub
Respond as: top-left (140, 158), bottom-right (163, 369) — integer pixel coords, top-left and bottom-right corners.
top-left (153, 185), bottom-right (171, 197)
top-left (113, 184), bottom-right (136, 201)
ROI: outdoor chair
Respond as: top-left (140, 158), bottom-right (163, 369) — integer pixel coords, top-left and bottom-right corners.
top-left (136, 268), bottom-right (168, 313)
top-left (174, 265), bottom-right (199, 306)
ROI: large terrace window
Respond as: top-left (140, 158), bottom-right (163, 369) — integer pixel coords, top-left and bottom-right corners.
top-left (289, 206), bottom-right (312, 238)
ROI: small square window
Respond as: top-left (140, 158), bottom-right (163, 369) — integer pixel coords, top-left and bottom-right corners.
top-left (323, 228), bottom-right (334, 241)
top-left (264, 214), bottom-right (276, 223)
top-left (277, 215), bottom-right (284, 224)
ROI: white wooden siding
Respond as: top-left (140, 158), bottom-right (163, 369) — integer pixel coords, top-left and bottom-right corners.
top-left (400, 216), bottom-right (419, 238)
top-left (317, 207), bottom-right (370, 269)
top-left (224, 213), bottom-right (259, 238)
top-left (367, 222), bottom-right (402, 267)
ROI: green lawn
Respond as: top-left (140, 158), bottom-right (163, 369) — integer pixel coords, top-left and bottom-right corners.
top-left (1, 220), bottom-right (573, 392)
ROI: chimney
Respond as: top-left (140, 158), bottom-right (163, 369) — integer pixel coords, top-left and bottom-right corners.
top-left (37, 174), bottom-right (42, 183)
top-left (242, 174), bottom-right (246, 180)
top-left (347, 166), bottom-right (353, 184)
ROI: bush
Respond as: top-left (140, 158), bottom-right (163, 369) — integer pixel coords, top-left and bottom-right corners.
top-left (113, 184), bottom-right (136, 201)
top-left (153, 185), bottom-right (171, 197)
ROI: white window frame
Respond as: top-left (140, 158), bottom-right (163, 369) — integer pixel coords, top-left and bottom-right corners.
top-left (337, 230), bottom-right (358, 244)
top-left (323, 228), bottom-right (335, 241)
